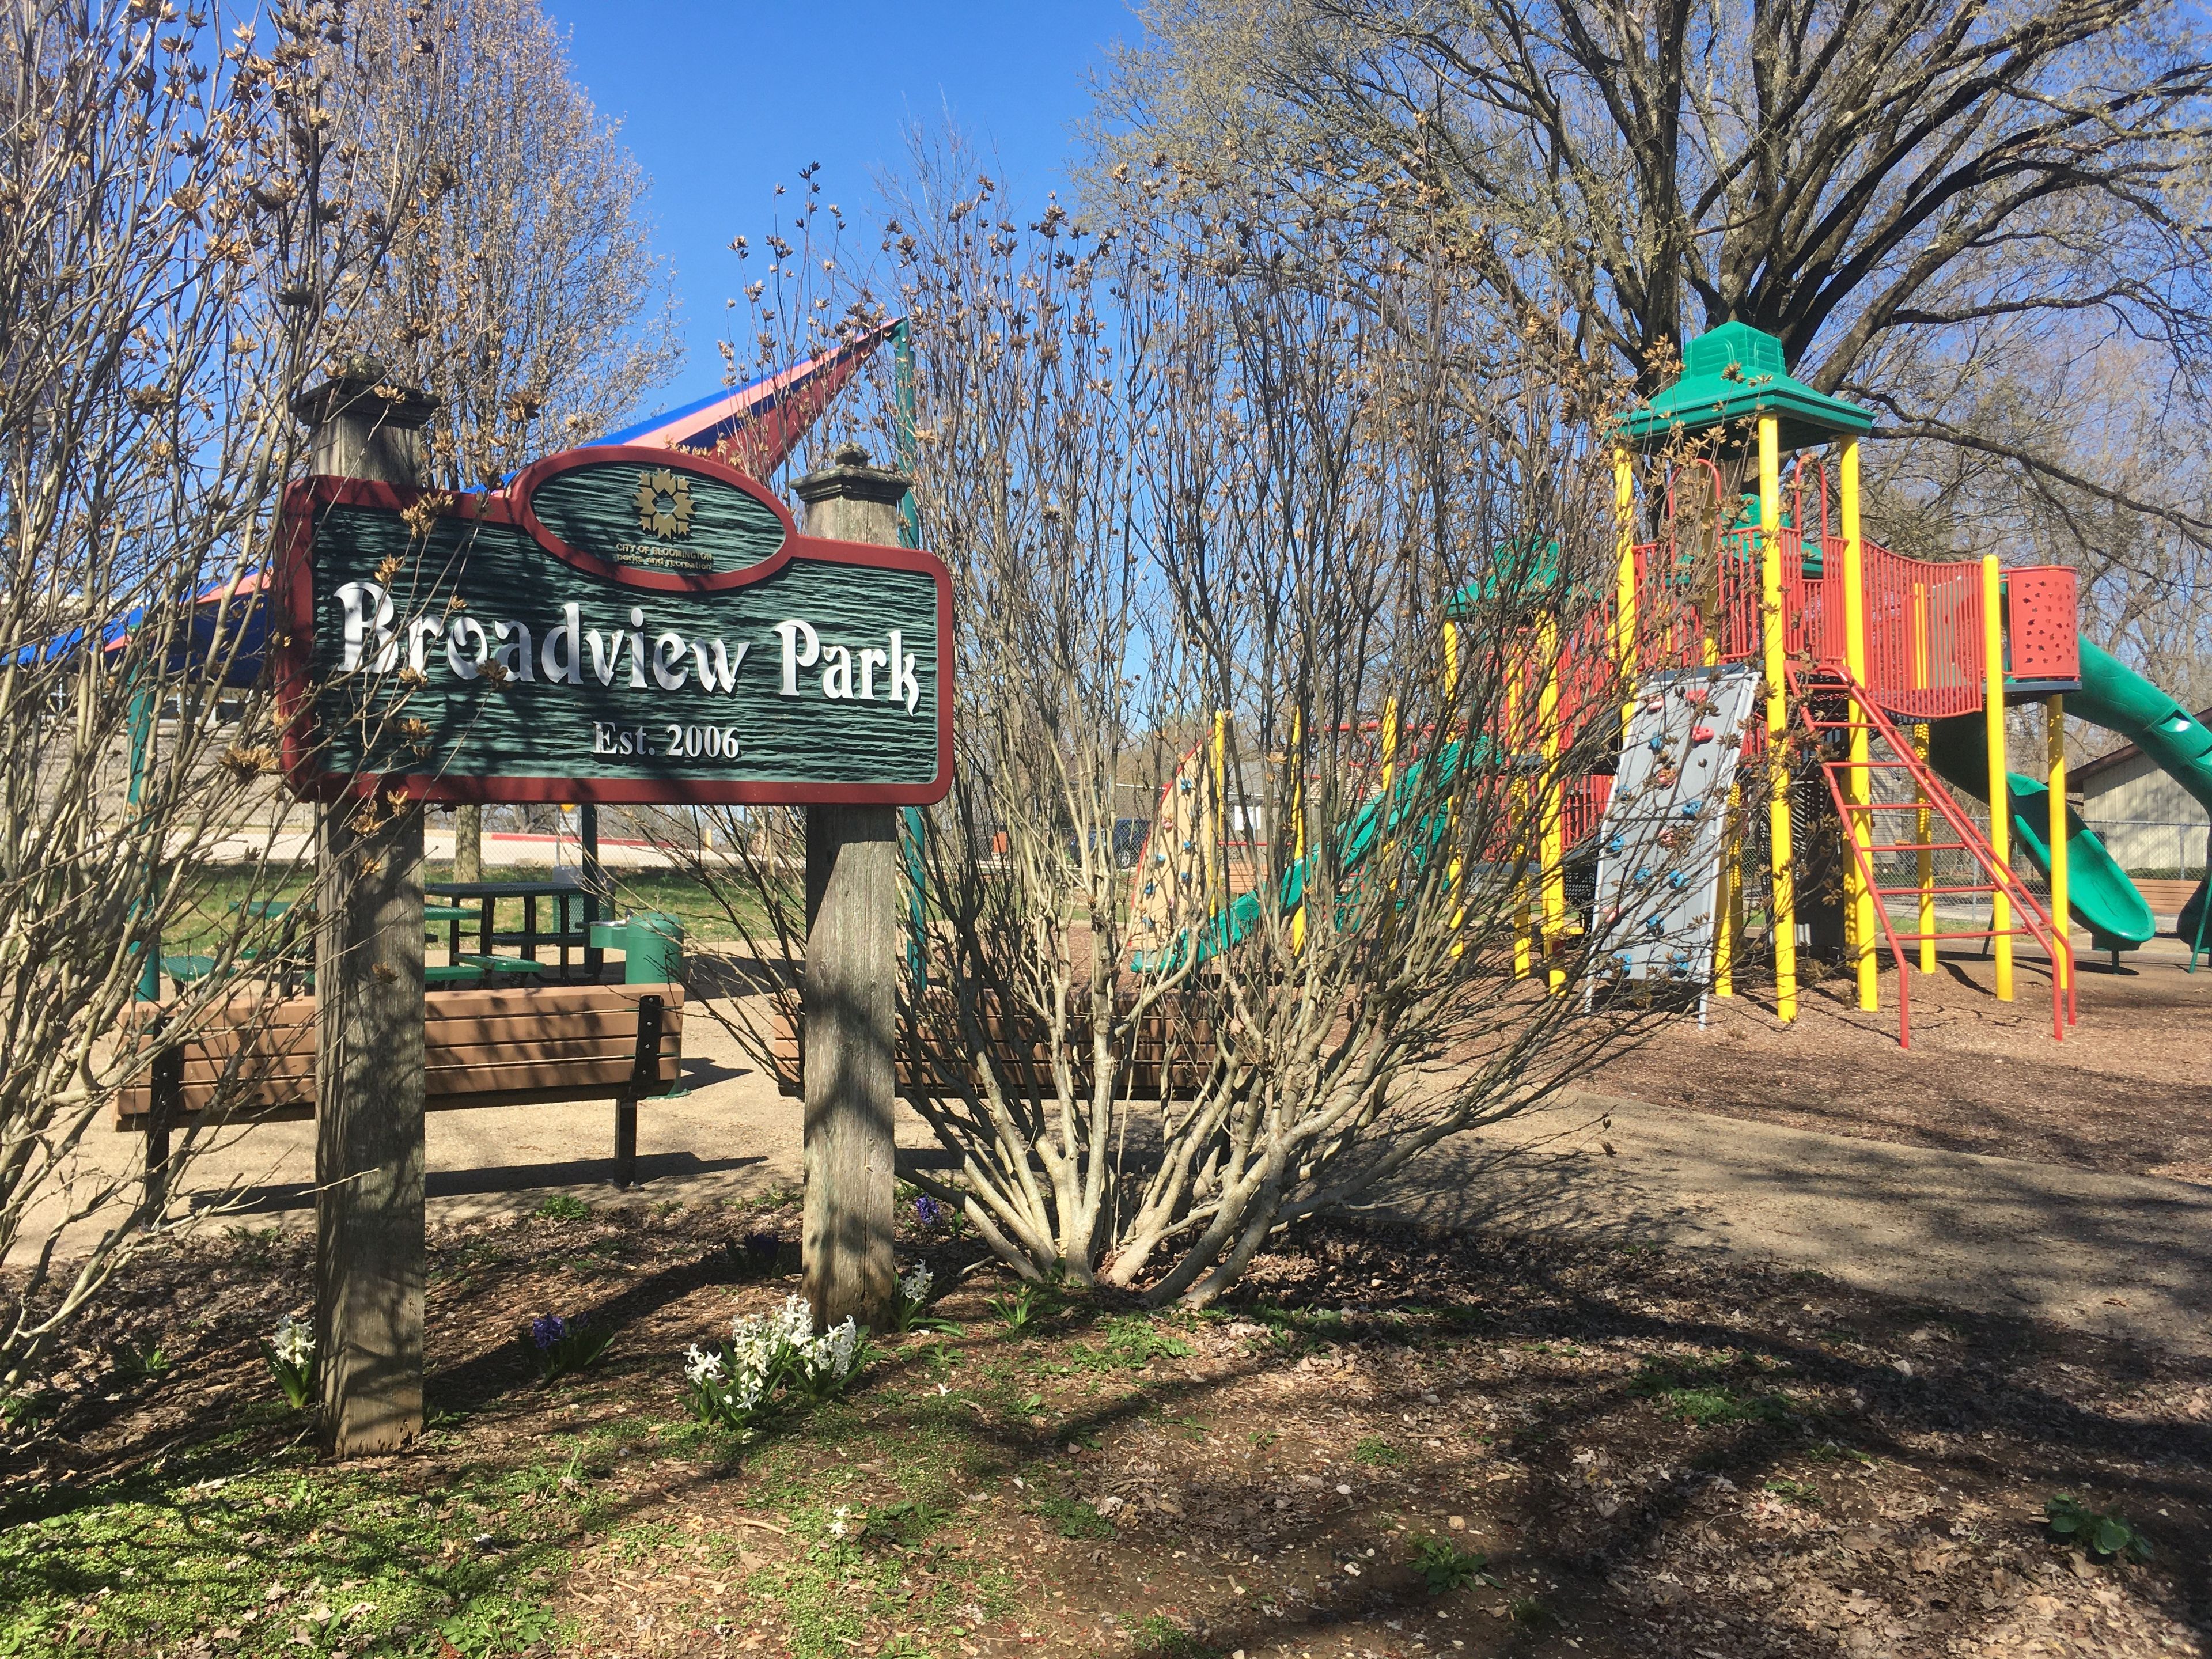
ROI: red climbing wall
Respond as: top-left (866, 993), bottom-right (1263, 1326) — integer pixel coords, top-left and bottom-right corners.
top-left (2005, 566), bottom-right (2080, 684)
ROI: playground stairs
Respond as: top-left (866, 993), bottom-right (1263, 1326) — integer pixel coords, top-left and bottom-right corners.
top-left (1790, 665), bottom-right (2074, 1047)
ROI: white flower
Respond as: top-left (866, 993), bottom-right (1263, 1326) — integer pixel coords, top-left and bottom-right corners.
top-left (797, 1316), bottom-right (861, 1385)
top-left (271, 1314), bottom-right (314, 1368)
top-left (827, 1504), bottom-right (851, 1539)
top-left (897, 1263), bottom-right (933, 1303)
top-left (683, 1344), bottom-right (726, 1385)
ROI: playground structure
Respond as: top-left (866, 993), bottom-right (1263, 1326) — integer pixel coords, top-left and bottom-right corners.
top-left (1131, 323), bottom-right (2212, 1046)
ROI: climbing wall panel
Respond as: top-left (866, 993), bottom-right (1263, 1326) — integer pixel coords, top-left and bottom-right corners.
top-left (1589, 665), bottom-right (1762, 986)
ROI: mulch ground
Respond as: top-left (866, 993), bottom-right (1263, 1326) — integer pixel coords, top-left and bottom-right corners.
top-left (4, 1190), bottom-right (2208, 1658)
top-left (1590, 946), bottom-right (2212, 1183)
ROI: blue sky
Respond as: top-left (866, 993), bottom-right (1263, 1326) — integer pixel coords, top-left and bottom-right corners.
top-left (551, 0), bottom-right (1140, 418)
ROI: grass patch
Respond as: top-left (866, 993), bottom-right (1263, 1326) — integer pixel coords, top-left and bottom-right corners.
top-left (1131, 1613), bottom-right (1219, 1657)
top-left (1032, 1491), bottom-right (1115, 1539)
top-left (1628, 1354), bottom-right (1793, 1426)
top-left (0, 1437), bottom-right (574, 1658)
top-left (1509, 1594), bottom-right (1558, 1628)
top-left (1353, 1435), bottom-right (1409, 1469)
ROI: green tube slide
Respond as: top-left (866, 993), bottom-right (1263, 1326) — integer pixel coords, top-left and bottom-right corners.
top-left (1923, 638), bottom-right (2212, 952)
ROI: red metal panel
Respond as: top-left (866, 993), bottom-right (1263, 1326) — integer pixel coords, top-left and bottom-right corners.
top-left (2004, 566), bottom-right (2080, 683)
top-left (1858, 544), bottom-right (1983, 719)
top-left (1565, 773), bottom-right (1613, 845)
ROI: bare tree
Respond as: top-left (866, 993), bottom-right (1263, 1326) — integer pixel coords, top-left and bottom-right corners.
top-left (0, 0), bottom-right (427, 1384)
top-left (669, 148), bottom-right (1702, 1305)
top-left (1103, 0), bottom-right (2212, 694)
top-left (334, 0), bottom-right (681, 871)
top-left (339, 0), bottom-right (679, 488)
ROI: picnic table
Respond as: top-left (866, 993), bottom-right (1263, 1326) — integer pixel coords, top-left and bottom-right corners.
top-left (428, 877), bottom-right (603, 981)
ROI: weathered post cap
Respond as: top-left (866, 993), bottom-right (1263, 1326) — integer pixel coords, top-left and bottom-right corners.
top-left (792, 441), bottom-right (912, 509)
top-left (291, 356), bottom-right (438, 484)
top-left (291, 354), bottom-right (440, 431)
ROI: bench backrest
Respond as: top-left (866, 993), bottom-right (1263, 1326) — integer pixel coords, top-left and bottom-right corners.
top-left (116, 983), bottom-right (684, 1126)
top-left (768, 991), bottom-right (1214, 1100)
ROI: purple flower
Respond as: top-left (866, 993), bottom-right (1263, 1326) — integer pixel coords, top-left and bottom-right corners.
top-left (914, 1195), bottom-right (945, 1227)
top-left (531, 1314), bottom-right (569, 1351)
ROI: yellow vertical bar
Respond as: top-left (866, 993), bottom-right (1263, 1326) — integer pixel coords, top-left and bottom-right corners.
top-left (1706, 469), bottom-right (1731, 991)
top-left (1914, 721), bottom-right (1936, 973)
top-left (1538, 613), bottom-right (1566, 994)
top-left (2047, 694), bottom-right (2069, 993)
top-left (1839, 440), bottom-right (1876, 1010)
top-left (1715, 783), bottom-right (1740, 995)
top-left (1759, 416), bottom-right (1796, 1021)
top-left (1911, 582), bottom-right (1929, 691)
top-left (1508, 668), bottom-right (1531, 978)
top-left (1210, 709), bottom-right (1229, 921)
top-left (1613, 446), bottom-right (1637, 737)
top-left (1445, 621), bottom-right (1466, 952)
top-left (1981, 556), bottom-right (2013, 1002)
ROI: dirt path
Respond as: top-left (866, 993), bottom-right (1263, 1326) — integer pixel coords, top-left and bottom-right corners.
top-left (44, 964), bottom-right (2212, 1359)
top-left (1591, 937), bottom-right (2212, 1183)
top-left (1385, 1089), bottom-right (2212, 1357)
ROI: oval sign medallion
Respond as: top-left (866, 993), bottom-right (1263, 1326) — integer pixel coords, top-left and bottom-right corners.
top-left (513, 446), bottom-right (794, 586)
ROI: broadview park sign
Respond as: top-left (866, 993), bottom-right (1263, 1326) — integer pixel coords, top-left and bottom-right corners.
top-left (274, 444), bottom-right (954, 804)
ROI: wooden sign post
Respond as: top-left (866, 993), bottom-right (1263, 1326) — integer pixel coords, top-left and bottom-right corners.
top-left (276, 417), bottom-right (948, 1451)
top-left (793, 446), bottom-right (912, 1329)
top-left (293, 363), bottom-right (438, 1456)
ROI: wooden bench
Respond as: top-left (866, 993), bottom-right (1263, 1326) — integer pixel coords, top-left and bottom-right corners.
top-left (766, 991), bottom-right (1214, 1100)
top-left (119, 983), bottom-right (684, 1194)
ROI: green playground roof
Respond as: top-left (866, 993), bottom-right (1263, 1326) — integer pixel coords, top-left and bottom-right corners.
top-left (1449, 539), bottom-right (1560, 618)
top-left (1618, 321), bottom-right (1871, 453)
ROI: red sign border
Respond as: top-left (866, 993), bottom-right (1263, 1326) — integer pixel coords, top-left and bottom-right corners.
top-left (273, 450), bottom-right (955, 807)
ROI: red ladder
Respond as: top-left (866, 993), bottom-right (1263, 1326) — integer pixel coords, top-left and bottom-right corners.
top-left (1790, 665), bottom-right (2073, 1047)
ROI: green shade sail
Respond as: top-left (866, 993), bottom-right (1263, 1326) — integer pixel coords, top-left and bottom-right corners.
top-left (1619, 322), bottom-right (1871, 453)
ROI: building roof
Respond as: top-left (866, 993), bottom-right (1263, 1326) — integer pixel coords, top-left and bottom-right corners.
top-left (2071, 705), bottom-right (2212, 787)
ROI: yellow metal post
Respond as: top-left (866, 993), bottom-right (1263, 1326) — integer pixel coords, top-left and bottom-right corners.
top-left (1715, 783), bottom-right (1740, 995)
top-left (1758, 416), bottom-right (1797, 1021)
top-left (2047, 694), bottom-right (2069, 992)
top-left (1445, 621), bottom-right (1466, 953)
top-left (1980, 556), bottom-right (2013, 1002)
top-left (1508, 666), bottom-right (1531, 978)
top-left (1706, 467), bottom-right (1733, 995)
top-left (1210, 709), bottom-right (1229, 921)
top-left (1911, 585), bottom-right (1936, 973)
top-left (1538, 613), bottom-right (1566, 995)
top-left (1613, 446), bottom-right (1637, 737)
top-left (1839, 439), bottom-right (1877, 1010)
top-left (1914, 722), bottom-right (1936, 973)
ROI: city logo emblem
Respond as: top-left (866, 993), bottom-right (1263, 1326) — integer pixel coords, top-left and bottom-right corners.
top-left (632, 467), bottom-right (696, 540)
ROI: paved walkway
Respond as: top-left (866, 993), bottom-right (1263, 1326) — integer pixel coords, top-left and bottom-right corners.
top-left (46, 1005), bottom-right (2212, 1357)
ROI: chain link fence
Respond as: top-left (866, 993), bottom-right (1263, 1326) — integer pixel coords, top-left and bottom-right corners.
top-left (2082, 819), bottom-right (2211, 883)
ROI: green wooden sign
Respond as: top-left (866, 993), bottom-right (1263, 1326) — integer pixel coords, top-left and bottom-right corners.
top-left (274, 447), bottom-right (952, 805)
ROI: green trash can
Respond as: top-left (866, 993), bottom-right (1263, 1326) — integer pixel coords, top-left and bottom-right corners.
top-left (625, 912), bottom-right (683, 985)
top-left (589, 913), bottom-right (684, 985)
